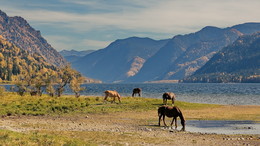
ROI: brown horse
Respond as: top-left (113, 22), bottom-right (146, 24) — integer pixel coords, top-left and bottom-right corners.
top-left (162, 92), bottom-right (176, 105)
top-left (104, 90), bottom-right (121, 103)
top-left (132, 88), bottom-right (141, 97)
top-left (158, 105), bottom-right (185, 131)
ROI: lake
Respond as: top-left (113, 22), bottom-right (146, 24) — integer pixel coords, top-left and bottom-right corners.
top-left (3, 83), bottom-right (260, 105)
top-left (76, 83), bottom-right (260, 105)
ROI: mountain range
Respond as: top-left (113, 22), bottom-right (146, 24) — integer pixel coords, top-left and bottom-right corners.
top-left (72, 37), bottom-right (169, 82)
top-left (1, 9), bottom-right (259, 83)
top-left (71, 23), bottom-right (260, 83)
top-left (59, 49), bottom-right (95, 63)
top-left (0, 10), bottom-right (66, 67)
top-left (182, 32), bottom-right (260, 83)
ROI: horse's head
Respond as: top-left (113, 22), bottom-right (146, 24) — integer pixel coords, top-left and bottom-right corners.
top-left (181, 120), bottom-right (185, 131)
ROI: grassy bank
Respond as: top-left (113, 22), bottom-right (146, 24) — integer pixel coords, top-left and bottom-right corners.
top-left (0, 92), bottom-right (219, 117)
top-left (0, 92), bottom-right (260, 145)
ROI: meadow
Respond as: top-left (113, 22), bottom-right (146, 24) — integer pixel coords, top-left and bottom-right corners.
top-left (0, 92), bottom-right (259, 145)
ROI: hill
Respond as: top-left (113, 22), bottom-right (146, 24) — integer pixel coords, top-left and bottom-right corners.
top-left (129, 23), bottom-right (260, 82)
top-left (0, 35), bottom-right (56, 81)
top-left (70, 23), bottom-right (260, 83)
top-left (182, 32), bottom-right (260, 83)
top-left (0, 10), bottom-right (66, 66)
top-left (59, 49), bottom-right (95, 57)
top-left (59, 49), bottom-right (95, 63)
top-left (72, 37), bottom-right (169, 82)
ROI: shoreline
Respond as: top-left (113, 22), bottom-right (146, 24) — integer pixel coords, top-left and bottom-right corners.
top-left (0, 94), bottom-right (259, 145)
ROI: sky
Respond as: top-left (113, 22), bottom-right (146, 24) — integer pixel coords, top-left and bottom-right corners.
top-left (1, 0), bottom-right (260, 51)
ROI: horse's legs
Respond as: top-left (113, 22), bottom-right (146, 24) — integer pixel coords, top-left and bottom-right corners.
top-left (158, 114), bottom-right (162, 126)
top-left (175, 117), bottom-right (177, 129)
top-left (163, 115), bottom-right (167, 127)
top-left (112, 96), bottom-right (116, 103)
top-left (163, 99), bottom-right (167, 105)
top-left (170, 117), bottom-right (175, 129)
top-left (138, 92), bottom-right (141, 97)
top-left (118, 96), bottom-right (121, 103)
top-left (104, 95), bottom-right (108, 102)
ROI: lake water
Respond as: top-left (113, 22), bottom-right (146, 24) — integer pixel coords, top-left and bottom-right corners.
top-left (3, 83), bottom-right (260, 105)
top-left (77, 83), bottom-right (260, 105)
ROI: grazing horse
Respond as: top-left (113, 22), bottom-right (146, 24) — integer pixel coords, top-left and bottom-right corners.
top-left (30, 91), bottom-right (37, 96)
top-left (132, 88), bottom-right (141, 97)
top-left (158, 105), bottom-right (185, 131)
top-left (104, 90), bottom-right (121, 103)
top-left (162, 92), bottom-right (176, 105)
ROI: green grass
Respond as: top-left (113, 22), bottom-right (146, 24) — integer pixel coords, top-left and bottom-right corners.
top-left (0, 129), bottom-right (87, 145)
top-left (0, 92), bottom-right (218, 116)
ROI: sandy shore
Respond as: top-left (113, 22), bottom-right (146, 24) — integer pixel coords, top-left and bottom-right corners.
top-left (0, 105), bottom-right (260, 145)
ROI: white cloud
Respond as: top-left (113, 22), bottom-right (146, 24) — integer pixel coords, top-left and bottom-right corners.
top-left (2, 0), bottom-right (260, 50)
top-left (5, 0), bottom-right (259, 34)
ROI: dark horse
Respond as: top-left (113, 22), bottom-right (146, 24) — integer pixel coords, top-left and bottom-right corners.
top-left (132, 88), bottom-right (141, 97)
top-left (162, 92), bottom-right (176, 105)
top-left (158, 105), bottom-right (185, 131)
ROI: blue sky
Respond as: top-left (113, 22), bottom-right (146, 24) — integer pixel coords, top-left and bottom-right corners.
top-left (1, 0), bottom-right (260, 51)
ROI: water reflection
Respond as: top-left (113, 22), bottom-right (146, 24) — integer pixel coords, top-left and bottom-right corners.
top-left (186, 120), bottom-right (260, 134)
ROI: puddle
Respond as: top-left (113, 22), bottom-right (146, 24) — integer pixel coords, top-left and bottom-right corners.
top-left (186, 120), bottom-right (260, 135)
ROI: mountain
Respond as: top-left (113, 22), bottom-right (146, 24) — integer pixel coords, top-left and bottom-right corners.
top-left (59, 49), bottom-right (95, 57)
top-left (127, 23), bottom-right (260, 82)
top-left (72, 37), bottom-right (169, 82)
top-left (0, 35), bottom-right (57, 81)
top-left (182, 32), bottom-right (260, 83)
top-left (59, 49), bottom-right (95, 63)
top-left (0, 10), bottom-right (66, 66)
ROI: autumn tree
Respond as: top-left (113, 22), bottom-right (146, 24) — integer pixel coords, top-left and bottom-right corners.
top-left (55, 65), bottom-right (85, 97)
top-left (70, 76), bottom-right (85, 98)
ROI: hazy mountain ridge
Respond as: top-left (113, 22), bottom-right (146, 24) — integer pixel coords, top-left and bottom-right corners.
top-left (71, 23), bottom-right (260, 83)
top-left (72, 37), bottom-right (169, 82)
top-left (59, 49), bottom-right (95, 57)
top-left (0, 10), bottom-right (66, 67)
top-left (59, 49), bottom-right (95, 63)
top-left (128, 23), bottom-right (260, 82)
top-left (182, 32), bottom-right (260, 83)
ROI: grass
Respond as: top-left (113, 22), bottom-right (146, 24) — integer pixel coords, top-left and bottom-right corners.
top-left (0, 92), bottom-right (259, 145)
top-left (0, 92), bottom-right (219, 117)
top-left (0, 130), bottom-right (86, 145)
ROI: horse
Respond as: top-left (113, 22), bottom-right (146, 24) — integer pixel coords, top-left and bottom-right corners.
top-left (162, 92), bottom-right (176, 105)
top-left (104, 90), bottom-right (121, 103)
top-left (30, 91), bottom-right (37, 96)
top-left (132, 88), bottom-right (141, 97)
top-left (158, 105), bottom-right (185, 131)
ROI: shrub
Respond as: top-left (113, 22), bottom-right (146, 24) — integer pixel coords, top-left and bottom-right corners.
top-left (0, 86), bottom-right (5, 96)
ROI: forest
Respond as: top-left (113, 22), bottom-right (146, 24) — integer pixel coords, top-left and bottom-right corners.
top-left (0, 36), bottom-right (85, 97)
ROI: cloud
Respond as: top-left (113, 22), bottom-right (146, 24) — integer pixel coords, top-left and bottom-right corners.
top-left (82, 39), bottom-right (111, 49)
top-left (1, 0), bottom-right (260, 50)
top-left (43, 35), bottom-right (112, 51)
top-left (5, 0), bottom-right (260, 34)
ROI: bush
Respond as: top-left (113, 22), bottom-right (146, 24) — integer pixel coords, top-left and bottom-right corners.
top-left (0, 86), bottom-right (5, 96)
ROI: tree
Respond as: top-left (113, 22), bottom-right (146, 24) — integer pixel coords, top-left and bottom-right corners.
top-left (70, 76), bottom-right (85, 98)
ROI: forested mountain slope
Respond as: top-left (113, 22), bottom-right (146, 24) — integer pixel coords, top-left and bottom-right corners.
top-left (182, 32), bottom-right (260, 83)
